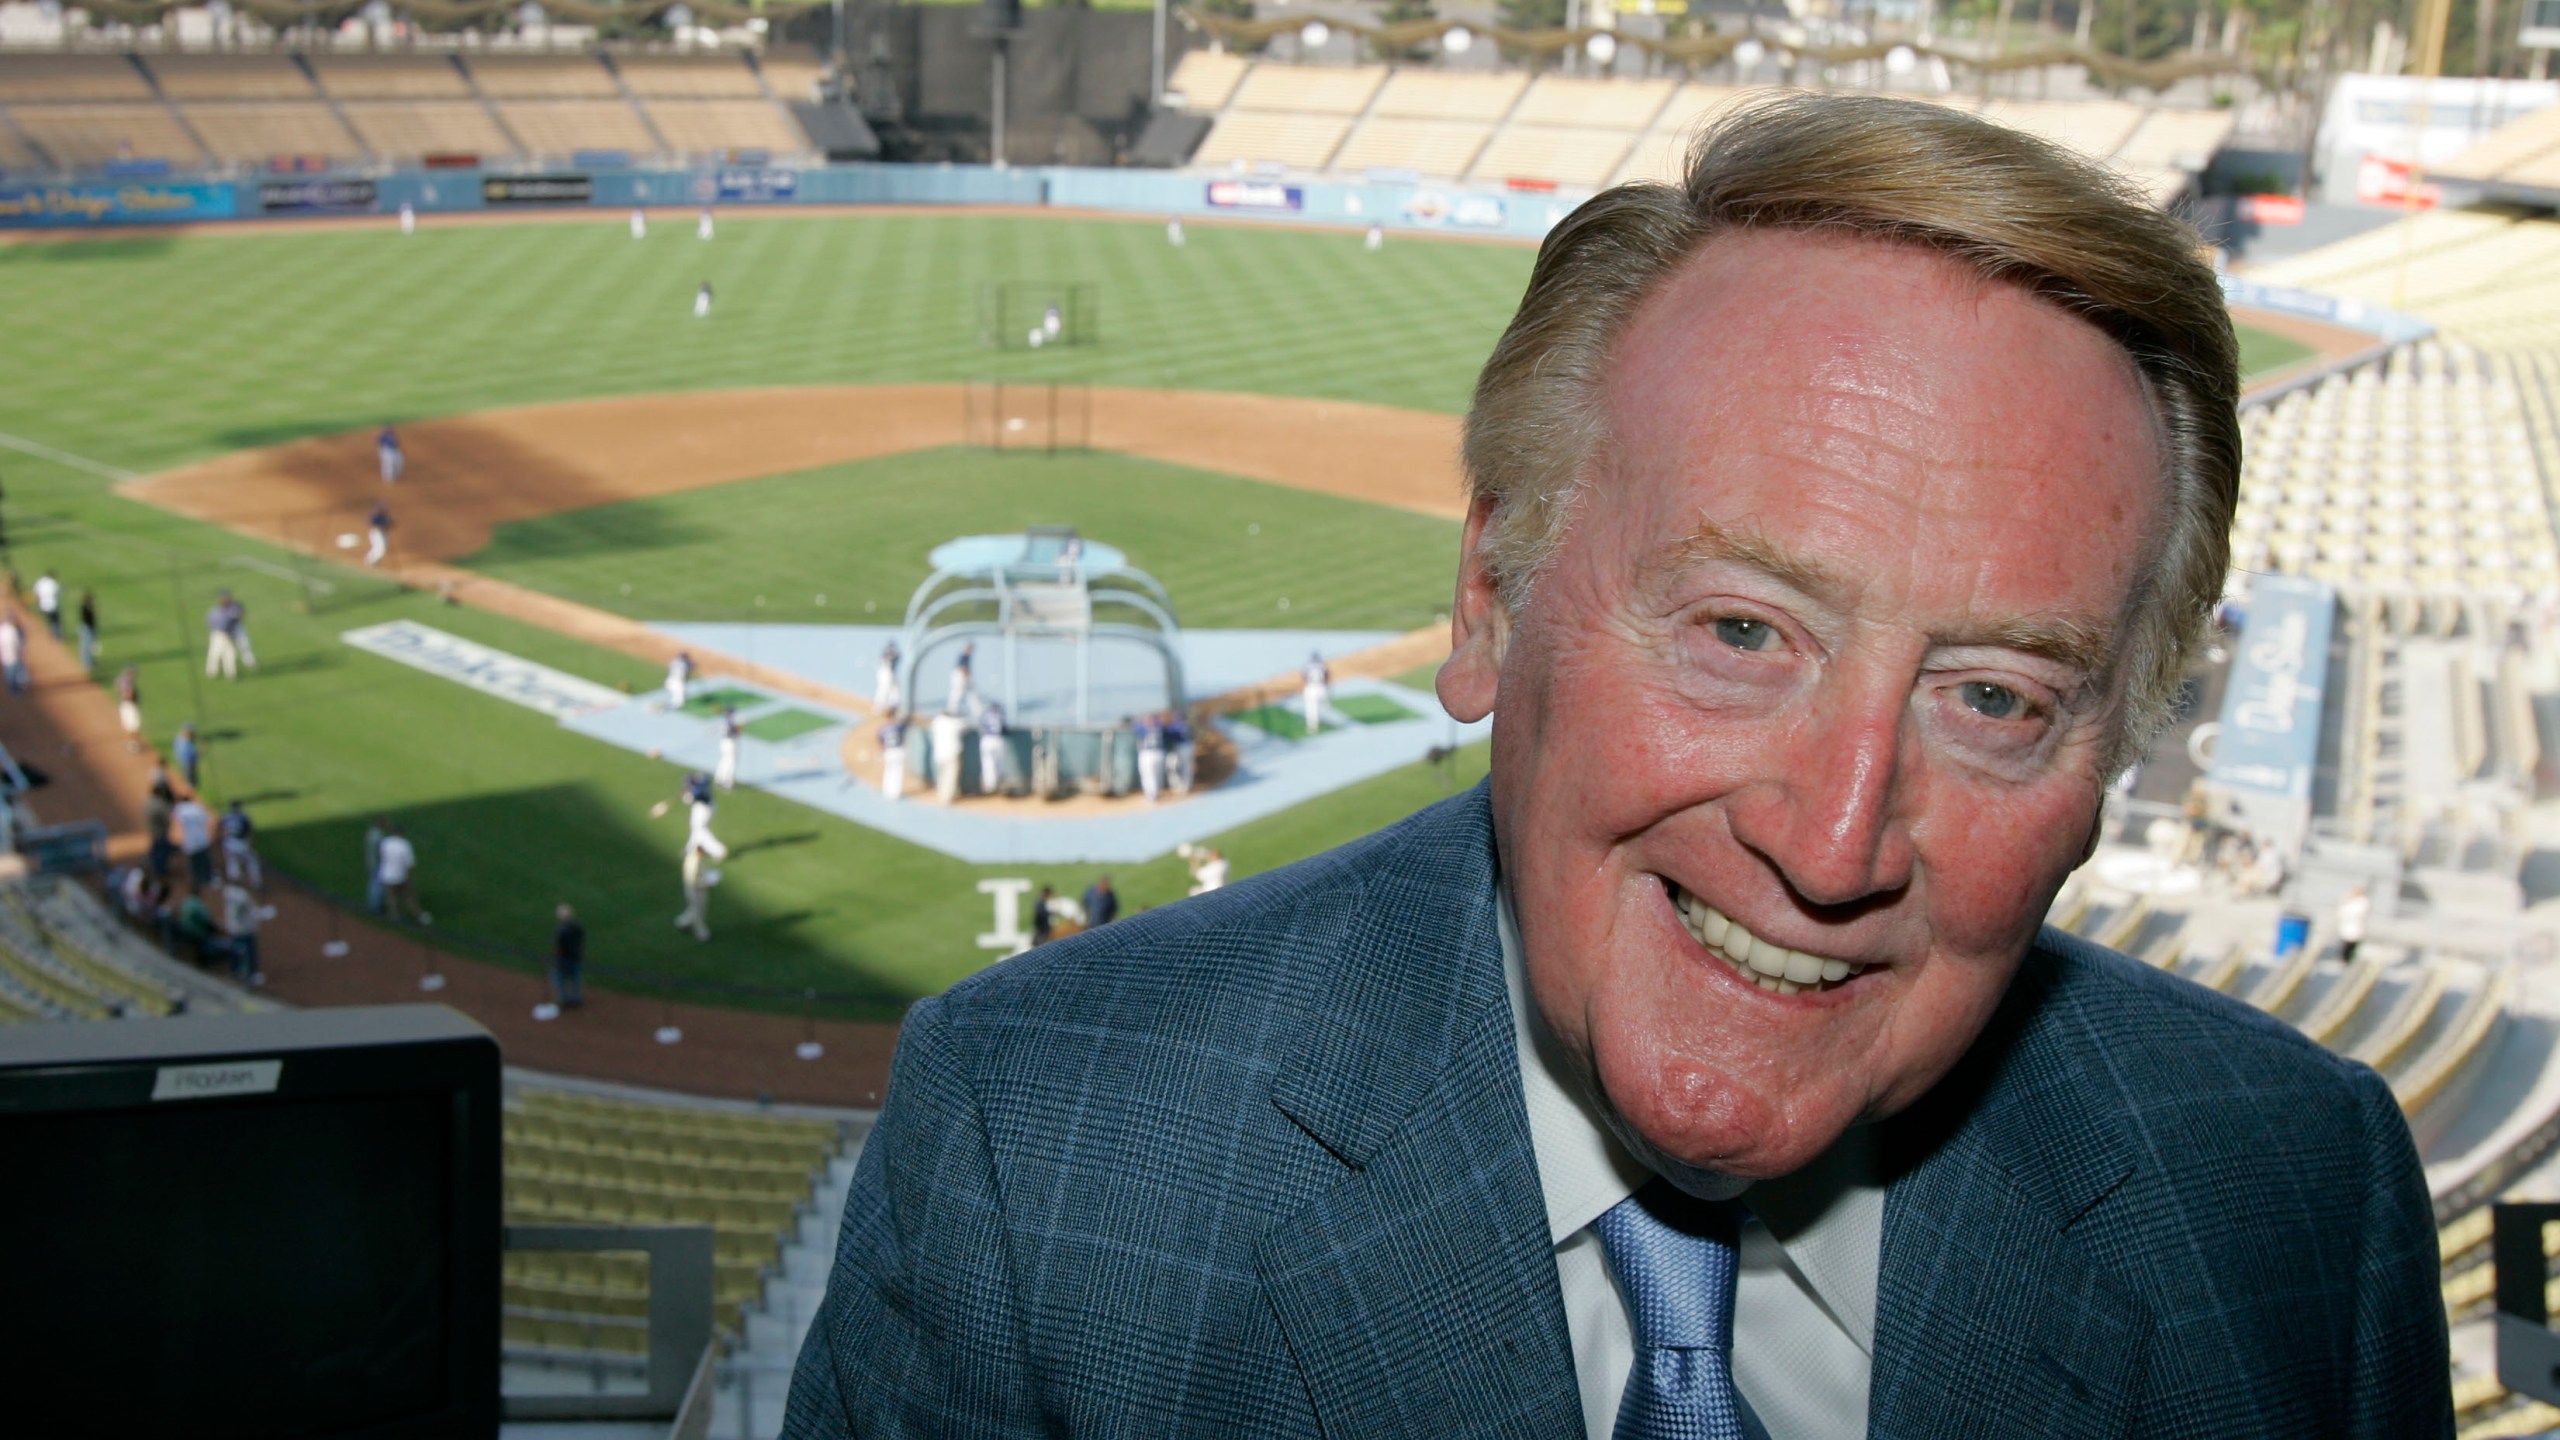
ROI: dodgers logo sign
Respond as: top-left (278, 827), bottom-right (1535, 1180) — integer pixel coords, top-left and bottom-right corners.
top-left (1206, 180), bottom-right (1304, 212)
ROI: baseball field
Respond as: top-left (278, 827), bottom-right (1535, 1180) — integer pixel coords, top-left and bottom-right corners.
top-left (0, 209), bottom-right (2341, 1016)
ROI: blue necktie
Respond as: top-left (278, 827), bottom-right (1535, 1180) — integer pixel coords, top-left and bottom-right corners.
top-left (1591, 1181), bottom-right (1747, 1440)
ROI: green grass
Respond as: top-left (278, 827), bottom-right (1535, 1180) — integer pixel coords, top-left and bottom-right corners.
top-left (741, 708), bottom-right (835, 743)
top-left (0, 213), bottom-right (1529, 1010)
top-left (677, 686), bottom-right (763, 717)
top-left (1332, 693), bottom-right (1420, 725)
top-left (2235, 321), bottom-right (2320, 380)
top-left (462, 447), bottom-right (1460, 633)
top-left (1234, 692), bottom-right (1423, 739)
top-left (0, 212), bottom-right (1532, 475)
top-left (0, 212), bottom-right (2324, 1015)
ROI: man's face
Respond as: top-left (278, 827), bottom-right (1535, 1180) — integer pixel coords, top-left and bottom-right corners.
top-left (1440, 229), bottom-right (2167, 1183)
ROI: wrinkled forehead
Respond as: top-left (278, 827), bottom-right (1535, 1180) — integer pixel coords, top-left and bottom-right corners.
top-left (1592, 228), bottom-right (2170, 589)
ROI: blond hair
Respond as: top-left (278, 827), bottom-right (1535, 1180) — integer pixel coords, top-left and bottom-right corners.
top-left (1462, 90), bottom-right (2240, 771)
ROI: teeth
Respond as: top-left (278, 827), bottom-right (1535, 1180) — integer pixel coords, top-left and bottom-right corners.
top-left (1667, 882), bottom-right (1866, 997)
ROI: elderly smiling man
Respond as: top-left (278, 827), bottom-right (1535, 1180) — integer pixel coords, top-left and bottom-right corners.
top-left (786, 94), bottom-right (2448, 1440)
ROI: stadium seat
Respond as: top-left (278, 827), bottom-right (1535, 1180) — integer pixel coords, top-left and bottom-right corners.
top-left (615, 55), bottom-right (764, 99)
top-left (1467, 123), bottom-right (1635, 188)
top-left (9, 103), bottom-right (203, 169)
top-left (0, 54), bottom-right (153, 103)
top-left (463, 54), bottom-right (622, 100)
top-left (1368, 70), bottom-right (1527, 124)
top-left (492, 99), bottom-right (656, 159)
top-left (182, 103), bottom-right (361, 166)
top-left (641, 100), bottom-right (807, 159)
top-left (340, 101), bottom-right (511, 162)
top-left (1506, 76), bottom-right (1677, 131)
top-left (1164, 50), bottom-right (1249, 112)
top-left (145, 55), bottom-right (317, 102)
top-left (307, 55), bottom-right (475, 101)
top-left (1193, 110), bottom-right (1351, 172)
top-left (1226, 64), bottom-right (1385, 118)
top-left (1331, 118), bottom-right (1492, 180)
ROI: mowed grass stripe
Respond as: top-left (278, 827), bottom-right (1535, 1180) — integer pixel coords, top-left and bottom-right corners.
top-left (462, 448), bottom-right (1461, 635)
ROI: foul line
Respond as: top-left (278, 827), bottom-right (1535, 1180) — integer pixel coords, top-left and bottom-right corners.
top-left (222, 554), bottom-right (335, 595)
top-left (0, 430), bottom-right (135, 483)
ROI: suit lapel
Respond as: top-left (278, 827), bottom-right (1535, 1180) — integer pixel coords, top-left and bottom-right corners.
top-left (1868, 935), bottom-right (2154, 1440)
top-left (1256, 786), bottom-right (1582, 1439)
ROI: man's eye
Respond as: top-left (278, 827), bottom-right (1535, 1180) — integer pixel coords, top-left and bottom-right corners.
top-left (1713, 617), bottom-right (1779, 651)
top-left (1959, 681), bottom-right (2028, 720)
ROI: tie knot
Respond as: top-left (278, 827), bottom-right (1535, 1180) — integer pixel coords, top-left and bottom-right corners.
top-left (1591, 1182), bottom-right (1743, 1353)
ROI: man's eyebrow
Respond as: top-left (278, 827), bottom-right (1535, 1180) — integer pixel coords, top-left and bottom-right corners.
top-left (1655, 519), bottom-right (2119, 676)
top-left (1657, 520), bottom-right (1841, 600)
top-left (1953, 614), bottom-right (2116, 678)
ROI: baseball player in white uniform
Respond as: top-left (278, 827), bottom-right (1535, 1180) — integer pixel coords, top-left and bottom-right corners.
top-left (1166, 216), bottom-right (1185, 247)
top-left (1136, 713), bottom-right (1165, 805)
top-left (32, 571), bottom-right (60, 639)
top-left (630, 206), bottom-right (648, 240)
top-left (364, 505), bottom-right (392, 567)
top-left (929, 709), bottom-right (968, 806)
top-left (947, 643), bottom-right (976, 716)
top-left (1364, 223), bottom-right (1384, 252)
top-left (1302, 651), bottom-right (1331, 735)
top-left (651, 771), bottom-right (728, 859)
top-left (697, 205), bottom-right (715, 241)
top-left (1042, 302), bottom-right (1063, 341)
top-left (878, 711), bottom-right (910, 801)
top-left (874, 642), bottom-right (902, 714)
top-left (694, 280), bottom-right (714, 320)
top-left (665, 650), bottom-right (695, 711)
top-left (977, 701), bottom-right (1007, 796)
top-left (399, 201), bottom-right (416, 235)
top-left (676, 837), bottom-right (719, 941)
top-left (377, 425), bottom-right (404, 484)
top-left (713, 705), bottom-right (741, 791)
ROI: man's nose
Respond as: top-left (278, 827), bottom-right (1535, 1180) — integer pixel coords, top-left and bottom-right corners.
top-left (1725, 685), bottom-right (1918, 911)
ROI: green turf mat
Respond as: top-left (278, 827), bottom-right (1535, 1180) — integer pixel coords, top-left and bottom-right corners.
top-left (679, 686), bottom-right (763, 717)
top-left (742, 708), bottom-right (835, 742)
top-left (1230, 704), bottom-right (1313, 741)
top-left (1332, 694), bottom-right (1421, 725)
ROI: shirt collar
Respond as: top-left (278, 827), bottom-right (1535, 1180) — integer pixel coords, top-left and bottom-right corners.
top-left (1497, 880), bottom-right (1885, 1353)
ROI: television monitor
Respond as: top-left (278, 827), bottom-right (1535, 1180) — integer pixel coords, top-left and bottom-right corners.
top-left (0, 1004), bottom-right (501, 1439)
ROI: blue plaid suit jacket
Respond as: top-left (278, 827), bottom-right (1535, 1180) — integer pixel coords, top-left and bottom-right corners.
top-left (784, 783), bottom-right (2450, 1438)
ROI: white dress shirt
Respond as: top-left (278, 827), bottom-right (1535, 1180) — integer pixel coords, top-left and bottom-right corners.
top-left (1498, 887), bottom-right (1885, 1440)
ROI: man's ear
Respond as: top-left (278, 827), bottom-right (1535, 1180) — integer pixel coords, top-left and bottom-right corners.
top-left (1437, 493), bottom-right (1509, 724)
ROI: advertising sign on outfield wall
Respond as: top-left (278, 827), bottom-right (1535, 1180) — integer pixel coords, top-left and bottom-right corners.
top-left (0, 183), bottom-right (237, 227)
top-left (259, 178), bottom-right (378, 214)
top-left (482, 174), bottom-right (594, 205)
top-left (1205, 180), bottom-right (1303, 212)
top-left (1402, 190), bottom-right (1506, 229)
top-left (715, 168), bottom-right (799, 202)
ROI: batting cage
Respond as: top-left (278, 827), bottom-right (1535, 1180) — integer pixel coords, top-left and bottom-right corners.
top-left (976, 281), bottom-right (1100, 351)
top-left (964, 379), bottom-right (1092, 454)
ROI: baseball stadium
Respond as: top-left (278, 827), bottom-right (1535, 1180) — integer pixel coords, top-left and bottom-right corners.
top-left (9, 3), bottom-right (2560, 1433)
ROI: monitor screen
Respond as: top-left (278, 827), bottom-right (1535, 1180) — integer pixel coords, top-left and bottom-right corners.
top-left (1, 1093), bottom-right (456, 1437)
top-left (0, 1005), bottom-right (499, 1440)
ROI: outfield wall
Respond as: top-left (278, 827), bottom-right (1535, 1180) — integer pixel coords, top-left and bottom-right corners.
top-left (0, 162), bottom-right (1581, 243)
